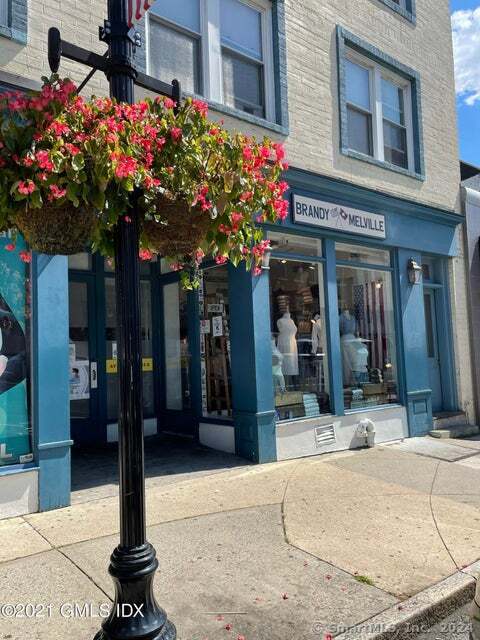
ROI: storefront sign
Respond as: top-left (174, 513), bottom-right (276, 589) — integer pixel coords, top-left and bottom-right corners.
top-left (293, 195), bottom-right (386, 239)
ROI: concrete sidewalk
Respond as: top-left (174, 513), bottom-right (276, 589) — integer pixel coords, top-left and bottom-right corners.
top-left (2, 437), bottom-right (480, 639)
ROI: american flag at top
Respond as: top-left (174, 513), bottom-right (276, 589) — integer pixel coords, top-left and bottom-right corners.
top-left (128, 0), bottom-right (157, 26)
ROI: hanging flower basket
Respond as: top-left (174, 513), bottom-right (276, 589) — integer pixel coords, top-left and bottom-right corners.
top-left (0, 76), bottom-right (290, 286)
top-left (143, 192), bottom-right (211, 257)
top-left (14, 203), bottom-right (96, 255)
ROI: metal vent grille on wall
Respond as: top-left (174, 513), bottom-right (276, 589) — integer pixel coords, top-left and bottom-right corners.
top-left (314, 424), bottom-right (336, 448)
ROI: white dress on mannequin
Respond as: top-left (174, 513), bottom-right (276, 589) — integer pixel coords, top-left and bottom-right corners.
top-left (271, 338), bottom-right (286, 393)
top-left (277, 312), bottom-right (299, 376)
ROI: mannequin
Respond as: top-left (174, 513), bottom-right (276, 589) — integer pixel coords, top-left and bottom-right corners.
top-left (271, 338), bottom-right (286, 393)
top-left (277, 311), bottom-right (299, 376)
top-left (339, 310), bottom-right (369, 386)
top-left (311, 313), bottom-right (322, 355)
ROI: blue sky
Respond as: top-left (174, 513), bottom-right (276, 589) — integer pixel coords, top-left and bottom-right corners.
top-left (450, 0), bottom-right (480, 166)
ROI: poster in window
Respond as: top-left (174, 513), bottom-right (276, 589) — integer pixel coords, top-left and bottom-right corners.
top-left (0, 235), bottom-right (32, 466)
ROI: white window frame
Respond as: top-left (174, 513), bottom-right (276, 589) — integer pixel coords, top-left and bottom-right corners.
top-left (345, 49), bottom-right (415, 172)
top-left (146, 0), bottom-right (276, 123)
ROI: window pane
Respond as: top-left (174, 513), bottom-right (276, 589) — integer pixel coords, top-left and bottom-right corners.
top-left (222, 49), bottom-right (264, 118)
top-left (381, 79), bottom-right (405, 125)
top-left (383, 120), bottom-right (408, 168)
top-left (0, 234), bottom-right (32, 466)
top-left (221, 0), bottom-right (262, 60)
top-left (0, 1), bottom-right (8, 27)
top-left (199, 266), bottom-right (232, 420)
top-left (69, 282), bottom-right (91, 420)
top-left (346, 59), bottom-right (371, 111)
top-left (149, 20), bottom-right (200, 94)
top-left (164, 282), bottom-right (191, 411)
top-left (337, 266), bottom-right (398, 409)
top-left (347, 106), bottom-right (373, 156)
top-left (105, 279), bottom-right (155, 421)
top-left (268, 232), bottom-right (322, 258)
top-left (336, 243), bottom-right (390, 267)
top-left (68, 253), bottom-right (92, 270)
top-left (150, 0), bottom-right (200, 33)
top-left (270, 259), bottom-right (331, 421)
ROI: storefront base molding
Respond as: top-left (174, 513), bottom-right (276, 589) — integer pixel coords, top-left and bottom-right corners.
top-left (199, 422), bottom-right (236, 454)
top-left (0, 469), bottom-right (38, 519)
top-left (107, 418), bottom-right (158, 443)
top-left (276, 406), bottom-right (408, 461)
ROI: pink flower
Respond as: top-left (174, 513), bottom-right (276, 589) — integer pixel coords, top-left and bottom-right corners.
top-left (242, 146), bottom-right (253, 161)
top-left (36, 150), bottom-right (54, 172)
top-left (163, 97), bottom-right (176, 110)
top-left (18, 180), bottom-right (36, 195)
top-left (139, 248), bottom-right (153, 261)
top-left (19, 250), bottom-right (32, 263)
top-left (169, 262), bottom-right (184, 272)
top-left (240, 191), bottom-right (253, 202)
top-left (115, 155), bottom-right (137, 179)
top-left (49, 121), bottom-right (70, 136)
top-left (65, 143), bottom-right (81, 156)
top-left (195, 249), bottom-right (205, 264)
top-left (224, 624), bottom-right (232, 631)
top-left (144, 176), bottom-right (161, 189)
top-left (273, 142), bottom-right (285, 162)
top-left (215, 256), bottom-right (228, 265)
top-left (49, 184), bottom-right (67, 199)
top-left (170, 127), bottom-right (182, 143)
top-left (192, 99), bottom-right (208, 117)
top-left (5, 243), bottom-right (15, 252)
top-left (237, 636), bottom-right (246, 640)
top-left (253, 266), bottom-right (262, 276)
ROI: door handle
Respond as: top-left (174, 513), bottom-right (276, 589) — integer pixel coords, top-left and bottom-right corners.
top-left (90, 361), bottom-right (98, 389)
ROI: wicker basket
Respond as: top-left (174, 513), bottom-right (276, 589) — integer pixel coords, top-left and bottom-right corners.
top-left (144, 193), bottom-right (211, 257)
top-left (15, 203), bottom-right (96, 255)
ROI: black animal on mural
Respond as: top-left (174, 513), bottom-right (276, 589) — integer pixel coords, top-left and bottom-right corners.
top-left (0, 294), bottom-right (26, 395)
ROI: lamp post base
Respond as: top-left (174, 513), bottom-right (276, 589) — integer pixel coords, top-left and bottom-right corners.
top-left (93, 543), bottom-right (176, 640)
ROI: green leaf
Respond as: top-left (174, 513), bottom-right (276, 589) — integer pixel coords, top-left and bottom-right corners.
top-left (71, 153), bottom-right (85, 171)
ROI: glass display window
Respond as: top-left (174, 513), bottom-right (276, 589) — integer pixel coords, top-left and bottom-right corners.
top-left (164, 282), bottom-right (191, 411)
top-left (336, 260), bottom-right (398, 410)
top-left (199, 266), bottom-right (232, 420)
top-left (0, 234), bottom-right (32, 466)
top-left (269, 258), bottom-right (330, 421)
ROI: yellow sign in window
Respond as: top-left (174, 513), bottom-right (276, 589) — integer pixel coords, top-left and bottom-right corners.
top-left (106, 358), bottom-right (153, 373)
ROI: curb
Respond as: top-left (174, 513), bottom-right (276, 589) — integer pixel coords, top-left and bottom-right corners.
top-left (334, 560), bottom-right (480, 639)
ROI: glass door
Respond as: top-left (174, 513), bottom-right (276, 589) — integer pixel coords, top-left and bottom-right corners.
top-left (424, 289), bottom-right (443, 413)
top-left (69, 275), bottom-right (99, 442)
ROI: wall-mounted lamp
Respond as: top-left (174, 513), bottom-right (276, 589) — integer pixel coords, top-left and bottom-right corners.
top-left (261, 247), bottom-right (272, 270)
top-left (407, 258), bottom-right (422, 285)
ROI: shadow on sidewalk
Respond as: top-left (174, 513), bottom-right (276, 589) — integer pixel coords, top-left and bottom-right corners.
top-left (71, 434), bottom-right (250, 504)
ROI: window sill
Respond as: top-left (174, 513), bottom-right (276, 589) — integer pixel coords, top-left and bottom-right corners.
top-left (341, 147), bottom-right (425, 182)
top-left (205, 98), bottom-right (289, 136)
top-left (377, 0), bottom-right (416, 24)
top-left (0, 25), bottom-right (27, 45)
top-left (345, 403), bottom-right (404, 415)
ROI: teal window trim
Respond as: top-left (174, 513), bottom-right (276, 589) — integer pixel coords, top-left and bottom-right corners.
top-left (377, 0), bottom-right (416, 24)
top-left (0, 0), bottom-right (28, 45)
top-left (336, 25), bottom-right (425, 181)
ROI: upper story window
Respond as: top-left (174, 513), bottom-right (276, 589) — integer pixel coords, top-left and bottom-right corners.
top-left (345, 54), bottom-right (413, 171)
top-left (0, 0), bottom-right (28, 43)
top-left (337, 27), bottom-right (424, 180)
top-left (148, 0), bottom-right (277, 123)
top-left (0, 1), bottom-right (8, 28)
top-left (377, 0), bottom-right (415, 23)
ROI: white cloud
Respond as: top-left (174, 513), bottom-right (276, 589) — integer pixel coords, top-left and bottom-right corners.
top-left (452, 7), bottom-right (480, 106)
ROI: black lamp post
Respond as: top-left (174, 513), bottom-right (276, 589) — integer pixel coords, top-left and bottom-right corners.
top-left (48, 1), bottom-right (177, 638)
